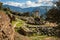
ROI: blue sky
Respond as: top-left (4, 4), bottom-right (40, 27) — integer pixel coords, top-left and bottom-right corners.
top-left (0, 0), bottom-right (59, 8)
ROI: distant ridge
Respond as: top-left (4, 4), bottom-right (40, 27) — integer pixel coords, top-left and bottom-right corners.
top-left (3, 5), bottom-right (52, 15)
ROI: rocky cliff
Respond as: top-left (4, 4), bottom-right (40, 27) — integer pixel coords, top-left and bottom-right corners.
top-left (0, 11), bottom-right (14, 40)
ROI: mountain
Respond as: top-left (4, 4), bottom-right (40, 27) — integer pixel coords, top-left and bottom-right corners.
top-left (3, 5), bottom-right (52, 15)
top-left (3, 5), bottom-right (23, 12)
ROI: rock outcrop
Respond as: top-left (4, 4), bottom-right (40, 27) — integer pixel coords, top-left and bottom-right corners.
top-left (0, 11), bottom-right (14, 40)
top-left (27, 17), bottom-right (35, 24)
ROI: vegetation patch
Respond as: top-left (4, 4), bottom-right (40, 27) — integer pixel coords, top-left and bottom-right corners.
top-left (29, 36), bottom-right (59, 40)
top-left (16, 19), bottom-right (25, 27)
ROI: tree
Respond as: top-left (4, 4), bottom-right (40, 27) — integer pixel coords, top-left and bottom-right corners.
top-left (56, 0), bottom-right (60, 7)
top-left (46, 1), bottom-right (60, 23)
top-left (3, 7), bottom-right (10, 11)
top-left (46, 7), bottom-right (60, 23)
top-left (45, 1), bottom-right (60, 37)
top-left (0, 2), bottom-right (3, 9)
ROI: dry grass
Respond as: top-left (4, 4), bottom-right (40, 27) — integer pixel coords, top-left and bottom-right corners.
top-left (29, 36), bottom-right (60, 40)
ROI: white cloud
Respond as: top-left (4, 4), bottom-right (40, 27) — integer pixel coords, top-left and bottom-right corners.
top-left (3, 1), bottom-right (41, 8)
top-left (3, 0), bottom-right (55, 8)
top-left (4, 2), bottom-right (24, 7)
top-left (25, 1), bottom-right (41, 7)
top-left (37, 0), bottom-right (54, 6)
top-left (38, 0), bottom-right (53, 2)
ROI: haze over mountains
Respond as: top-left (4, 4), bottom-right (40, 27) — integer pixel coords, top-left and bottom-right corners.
top-left (3, 4), bottom-right (52, 15)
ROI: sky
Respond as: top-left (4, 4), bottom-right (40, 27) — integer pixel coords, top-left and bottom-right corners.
top-left (0, 0), bottom-right (59, 8)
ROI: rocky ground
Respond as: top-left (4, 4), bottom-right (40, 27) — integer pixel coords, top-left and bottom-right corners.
top-left (0, 10), bottom-right (59, 40)
top-left (0, 11), bottom-right (14, 40)
top-left (14, 32), bottom-right (31, 40)
top-left (13, 16), bottom-right (60, 40)
top-left (0, 11), bottom-right (31, 40)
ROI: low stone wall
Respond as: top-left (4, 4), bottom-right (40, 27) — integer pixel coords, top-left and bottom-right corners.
top-left (27, 26), bottom-right (60, 36)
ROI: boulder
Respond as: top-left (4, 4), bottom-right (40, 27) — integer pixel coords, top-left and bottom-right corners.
top-left (27, 17), bottom-right (35, 24)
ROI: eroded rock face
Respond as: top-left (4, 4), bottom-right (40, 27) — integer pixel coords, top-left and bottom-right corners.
top-left (0, 11), bottom-right (14, 40)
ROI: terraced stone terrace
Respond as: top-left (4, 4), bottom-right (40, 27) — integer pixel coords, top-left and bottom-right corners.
top-left (11, 14), bottom-right (60, 40)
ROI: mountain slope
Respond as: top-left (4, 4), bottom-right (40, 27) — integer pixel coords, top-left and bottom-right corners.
top-left (3, 5), bottom-right (52, 15)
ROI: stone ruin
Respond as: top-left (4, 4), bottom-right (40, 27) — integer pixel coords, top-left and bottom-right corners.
top-left (0, 11), bottom-right (14, 40)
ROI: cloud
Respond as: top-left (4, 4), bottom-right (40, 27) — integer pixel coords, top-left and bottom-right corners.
top-left (3, 0), bottom-right (56, 8)
top-left (25, 1), bottom-right (41, 7)
top-left (3, 1), bottom-right (41, 8)
top-left (38, 0), bottom-right (53, 2)
top-left (4, 2), bottom-right (24, 7)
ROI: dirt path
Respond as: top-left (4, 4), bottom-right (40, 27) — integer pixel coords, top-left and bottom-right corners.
top-left (14, 32), bottom-right (31, 40)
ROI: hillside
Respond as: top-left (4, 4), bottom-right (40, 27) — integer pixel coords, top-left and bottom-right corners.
top-left (0, 11), bottom-right (14, 40)
top-left (0, 10), bottom-right (32, 40)
top-left (0, 1), bottom-right (60, 40)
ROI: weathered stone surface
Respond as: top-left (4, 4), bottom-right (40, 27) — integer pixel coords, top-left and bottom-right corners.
top-left (27, 17), bottom-right (35, 24)
top-left (0, 11), bottom-right (14, 40)
top-left (26, 25), bottom-right (59, 36)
